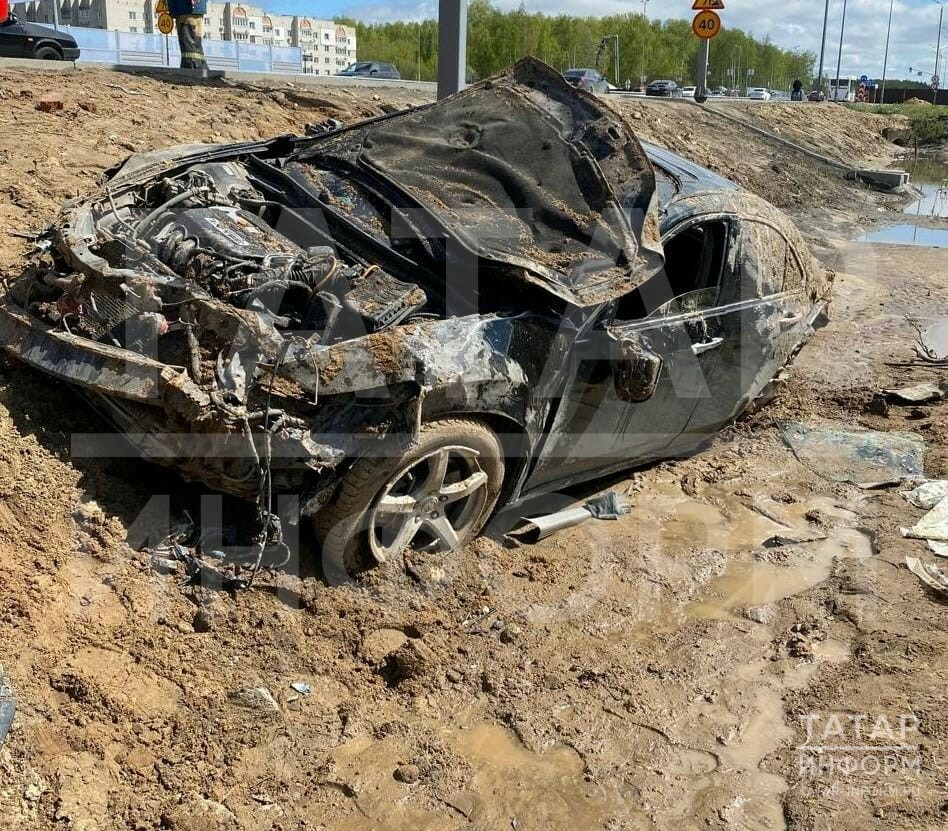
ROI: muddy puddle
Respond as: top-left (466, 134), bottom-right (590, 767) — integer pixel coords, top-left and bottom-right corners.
top-left (686, 527), bottom-right (874, 619)
top-left (858, 155), bottom-right (948, 247)
top-left (896, 153), bottom-right (948, 219)
top-left (859, 224), bottom-right (948, 247)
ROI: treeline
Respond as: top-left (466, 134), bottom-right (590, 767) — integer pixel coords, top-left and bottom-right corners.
top-left (336, 0), bottom-right (816, 91)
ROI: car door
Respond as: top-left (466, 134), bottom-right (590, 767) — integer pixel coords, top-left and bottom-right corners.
top-left (679, 216), bottom-right (812, 447)
top-left (526, 216), bottom-right (741, 490)
top-left (0, 20), bottom-right (30, 58)
top-left (526, 293), bottom-right (718, 491)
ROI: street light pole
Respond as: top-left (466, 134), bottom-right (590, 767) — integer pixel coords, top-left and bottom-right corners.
top-left (934, 1), bottom-right (945, 105)
top-left (881, 0), bottom-right (895, 102)
top-left (816, 0), bottom-right (830, 94)
top-left (834, 0), bottom-right (849, 102)
top-left (640, 0), bottom-right (650, 89)
top-left (437, 0), bottom-right (467, 100)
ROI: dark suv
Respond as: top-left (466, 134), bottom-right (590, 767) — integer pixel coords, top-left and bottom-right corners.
top-left (646, 79), bottom-right (681, 97)
top-left (0, 13), bottom-right (79, 61)
top-left (337, 61), bottom-right (400, 80)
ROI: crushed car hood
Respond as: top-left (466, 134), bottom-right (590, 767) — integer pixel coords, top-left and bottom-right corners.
top-left (290, 58), bottom-right (665, 307)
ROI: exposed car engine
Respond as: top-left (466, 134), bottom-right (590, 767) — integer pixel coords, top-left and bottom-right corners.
top-left (144, 163), bottom-right (427, 341)
top-left (21, 160), bottom-right (428, 352)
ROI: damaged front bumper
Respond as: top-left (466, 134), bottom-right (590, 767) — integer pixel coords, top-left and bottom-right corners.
top-left (0, 294), bottom-right (349, 500)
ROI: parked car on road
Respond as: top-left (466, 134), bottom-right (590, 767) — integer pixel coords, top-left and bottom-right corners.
top-left (681, 86), bottom-right (697, 98)
top-left (748, 88), bottom-right (772, 101)
top-left (563, 68), bottom-right (609, 93)
top-left (0, 58), bottom-right (829, 576)
top-left (0, 12), bottom-right (79, 60)
top-left (646, 79), bottom-right (681, 97)
top-left (337, 61), bottom-right (400, 80)
top-left (808, 90), bottom-right (826, 102)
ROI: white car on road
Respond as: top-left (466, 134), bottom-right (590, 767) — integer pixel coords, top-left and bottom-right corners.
top-left (748, 88), bottom-right (772, 101)
top-left (681, 86), bottom-right (697, 98)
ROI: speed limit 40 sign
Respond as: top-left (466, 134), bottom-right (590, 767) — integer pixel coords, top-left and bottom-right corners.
top-left (692, 10), bottom-right (722, 39)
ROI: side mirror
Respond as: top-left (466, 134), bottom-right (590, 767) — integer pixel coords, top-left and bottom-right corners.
top-left (611, 330), bottom-right (663, 403)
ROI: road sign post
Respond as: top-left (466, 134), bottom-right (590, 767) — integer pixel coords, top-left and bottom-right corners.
top-left (156, 1), bottom-right (172, 67)
top-left (692, 0), bottom-right (723, 102)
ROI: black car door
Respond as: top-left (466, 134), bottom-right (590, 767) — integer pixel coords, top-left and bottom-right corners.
top-left (679, 216), bottom-right (813, 447)
top-left (526, 216), bottom-right (738, 491)
top-left (526, 313), bottom-right (708, 490)
top-left (0, 20), bottom-right (31, 58)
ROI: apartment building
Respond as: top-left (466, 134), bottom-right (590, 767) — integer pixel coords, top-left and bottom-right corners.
top-left (213, 4), bottom-right (356, 75)
top-left (12, 0), bottom-right (357, 74)
top-left (13, 0), bottom-right (154, 33)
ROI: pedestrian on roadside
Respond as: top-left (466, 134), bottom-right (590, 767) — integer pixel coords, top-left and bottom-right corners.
top-left (169, 0), bottom-right (208, 72)
top-left (791, 79), bottom-right (804, 101)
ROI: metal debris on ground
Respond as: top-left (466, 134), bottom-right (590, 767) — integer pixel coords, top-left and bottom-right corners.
top-left (909, 317), bottom-right (948, 364)
top-left (781, 422), bottom-right (926, 489)
top-left (901, 489), bottom-right (948, 556)
top-left (883, 381), bottom-right (947, 405)
top-left (901, 481), bottom-right (948, 510)
top-left (290, 682), bottom-right (311, 696)
top-left (506, 491), bottom-right (630, 544)
top-left (146, 516), bottom-right (291, 592)
top-left (905, 557), bottom-right (948, 595)
top-left (0, 664), bottom-right (14, 748)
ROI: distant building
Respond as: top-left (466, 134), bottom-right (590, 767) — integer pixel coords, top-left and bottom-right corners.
top-left (11, 0), bottom-right (357, 73)
top-left (13, 0), bottom-right (155, 33)
top-left (212, 4), bottom-right (356, 74)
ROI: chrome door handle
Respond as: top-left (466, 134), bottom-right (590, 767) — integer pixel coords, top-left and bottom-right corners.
top-left (692, 337), bottom-right (724, 355)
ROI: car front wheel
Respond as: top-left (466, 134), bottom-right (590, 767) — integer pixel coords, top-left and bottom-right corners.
top-left (316, 418), bottom-right (505, 579)
top-left (34, 46), bottom-right (62, 60)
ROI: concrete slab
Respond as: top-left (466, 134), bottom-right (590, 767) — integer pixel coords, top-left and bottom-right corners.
top-left (0, 57), bottom-right (77, 72)
top-left (855, 169), bottom-right (911, 191)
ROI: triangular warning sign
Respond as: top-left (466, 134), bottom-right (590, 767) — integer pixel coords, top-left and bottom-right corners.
top-left (693, 0), bottom-right (725, 9)
top-left (155, 0), bottom-right (169, 13)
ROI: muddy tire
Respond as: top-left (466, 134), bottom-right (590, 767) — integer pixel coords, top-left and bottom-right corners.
top-left (34, 46), bottom-right (62, 60)
top-left (316, 419), bottom-right (505, 581)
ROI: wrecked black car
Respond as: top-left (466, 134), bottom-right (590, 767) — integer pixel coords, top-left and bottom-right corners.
top-left (0, 59), bottom-right (829, 576)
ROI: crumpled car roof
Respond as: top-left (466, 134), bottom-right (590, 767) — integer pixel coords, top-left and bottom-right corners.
top-left (291, 57), bottom-right (666, 307)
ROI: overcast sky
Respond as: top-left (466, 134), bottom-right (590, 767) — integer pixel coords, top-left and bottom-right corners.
top-left (278, 0), bottom-right (945, 82)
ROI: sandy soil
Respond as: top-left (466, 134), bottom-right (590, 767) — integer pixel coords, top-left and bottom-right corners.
top-left (0, 67), bottom-right (945, 831)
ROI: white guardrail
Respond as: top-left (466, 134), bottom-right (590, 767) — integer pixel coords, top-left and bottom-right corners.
top-left (57, 25), bottom-right (303, 74)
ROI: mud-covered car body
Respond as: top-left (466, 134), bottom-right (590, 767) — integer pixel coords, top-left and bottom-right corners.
top-left (0, 59), bottom-right (828, 521)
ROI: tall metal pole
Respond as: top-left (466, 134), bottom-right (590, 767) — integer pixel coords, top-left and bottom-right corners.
top-left (615, 34), bottom-right (620, 87)
top-left (834, 0), bottom-right (849, 102)
top-left (437, 0), bottom-right (467, 100)
top-left (697, 38), bottom-right (710, 100)
top-left (816, 0), bottom-right (830, 94)
top-left (934, 1), bottom-right (944, 106)
top-left (880, 0), bottom-right (895, 102)
top-left (640, 0), bottom-right (650, 89)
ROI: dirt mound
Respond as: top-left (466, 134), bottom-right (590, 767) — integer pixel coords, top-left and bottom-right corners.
top-left (718, 101), bottom-right (908, 164)
top-left (0, 68), bottom-right (425, 275)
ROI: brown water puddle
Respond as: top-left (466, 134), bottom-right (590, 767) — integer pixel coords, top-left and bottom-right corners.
top-left (450, 723), bottom-right (646, 828)
top-left (687, 527), bottom-right (874, 620)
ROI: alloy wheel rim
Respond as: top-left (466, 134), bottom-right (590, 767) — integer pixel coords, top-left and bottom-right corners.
top-left (367, 446), bottom-right (490, 563)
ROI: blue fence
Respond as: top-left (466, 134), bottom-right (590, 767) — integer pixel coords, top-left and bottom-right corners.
top-left (57, 26), bottom-right (303, 74)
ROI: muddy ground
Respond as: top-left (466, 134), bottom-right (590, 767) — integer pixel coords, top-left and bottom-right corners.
top-left (0, 68), bottom-right (945, 830)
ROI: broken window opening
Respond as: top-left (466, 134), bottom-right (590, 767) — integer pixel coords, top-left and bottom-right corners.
top-left (613, 219), bottom-right (729, 322)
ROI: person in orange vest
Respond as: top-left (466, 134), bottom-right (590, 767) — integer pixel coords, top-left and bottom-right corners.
top-left (168, 0), bottom-right (207, 71)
